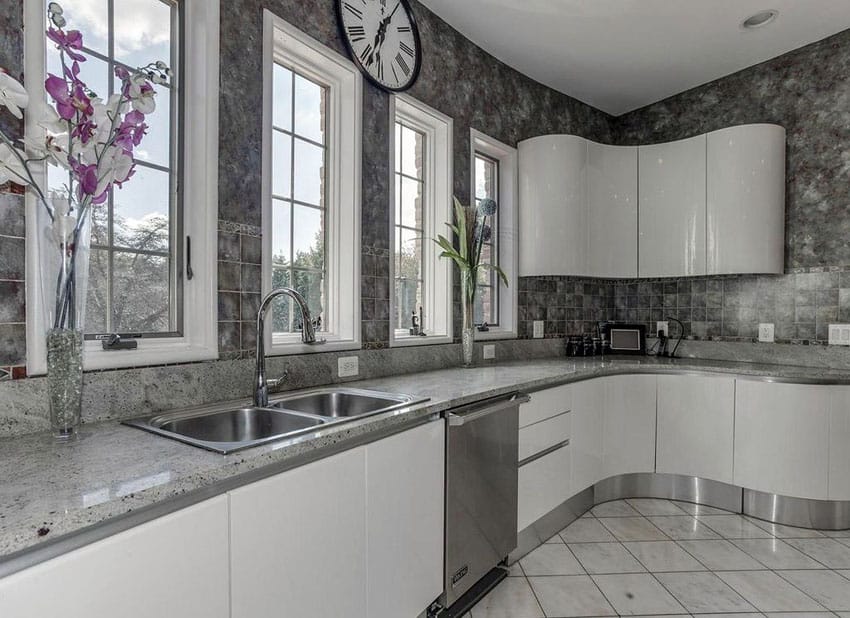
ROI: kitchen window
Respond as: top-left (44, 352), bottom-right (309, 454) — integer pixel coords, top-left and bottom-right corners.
top-left (390, 95), bottom-right (453, 346)
top-left (262, 11), bottom-right (361, 354)
top-left (24, 0), bottom-right (220, 372)
top-left (469, 129), bottom-right (518, 339)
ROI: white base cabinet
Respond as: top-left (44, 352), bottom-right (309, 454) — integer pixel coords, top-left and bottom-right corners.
top-left (0, 497), bottom-right (230, 618)
top-left (829, 387), bottom-right (850, 500)
top-left (571, 379), bottom-right (605, 492)
top-left (656, 375), bottom-right (735, 484)
top-left (602, 375), bottom-right (657, 479)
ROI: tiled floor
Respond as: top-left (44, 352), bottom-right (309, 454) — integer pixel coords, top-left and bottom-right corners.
top-left (465, 498), bottom-right (850, 618)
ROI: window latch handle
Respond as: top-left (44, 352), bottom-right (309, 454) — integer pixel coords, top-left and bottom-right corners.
top-left (186, 236), bottom-right (194, 281)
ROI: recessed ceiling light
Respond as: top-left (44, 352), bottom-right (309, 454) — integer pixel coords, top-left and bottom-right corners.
top-left (742, 9), bottom-right (778, 29)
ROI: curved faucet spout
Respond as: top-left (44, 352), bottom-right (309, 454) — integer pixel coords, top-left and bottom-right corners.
top-left (254, 287), bottom-right (325, 407)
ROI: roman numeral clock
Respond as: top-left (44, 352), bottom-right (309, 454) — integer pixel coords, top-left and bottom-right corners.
top-left (336, 0), bottom-right (422, 92)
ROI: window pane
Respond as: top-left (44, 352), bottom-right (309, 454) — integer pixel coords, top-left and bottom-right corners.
top-left (135, 82), bottom-right (171, 167)
top-left (400, 125), bottom-right (423, 179)
top-left (292, 204), bottom-right (324, 271)
top-left (294, 74), bottom-right (325, 144)
top-left (89, 200), bottom-right (109, 247)
top-left (293, 138), bottom-right (324, 206)
top-left (86, 248), bottom-right (109, 333)
top-left (111, 252), bottom-right (170, 332)
top-left (47, 48), bottom-right (109, 101)
top-left (273, 64), bottom-right (293, 132)
top-left (394, 122), bottom-right (402, 172)
top-left (112, 166), bottom-right (170, 252)
top-left (272, 131), bottom-right (292, 199)
top-left (394, 278), bottom-right (422, 330)
top-left (271, 199), bottom-right (291, 266)
top-left (398, 177), bottom-right (423, 228)
top-left (113, 0), bottom-right (172, 69)
top-left (292, 269), bottom-right (325, 326)
top-left (59, 0), bottom-right (109, 56)
top-left (474, 286), bottom-right (492, 325)
top-left (271, 268), bottom-right (291, 332)
top-left (397, 227), bottom-right (422, 280)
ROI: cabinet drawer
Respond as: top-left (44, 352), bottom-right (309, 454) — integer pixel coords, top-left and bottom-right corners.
top-left (517, 443), bottom-right (571, 531)
top-left (519, 412), bottom-right (571, 463)
top-left (519, 384), bottom-right (573, 428)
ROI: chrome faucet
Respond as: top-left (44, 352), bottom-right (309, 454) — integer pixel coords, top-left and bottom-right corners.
top-left (254, 287), bottom-right (325, 407)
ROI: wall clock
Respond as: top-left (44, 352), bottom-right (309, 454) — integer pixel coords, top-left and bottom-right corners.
top-left (336, 0), bottom-right (422, 92)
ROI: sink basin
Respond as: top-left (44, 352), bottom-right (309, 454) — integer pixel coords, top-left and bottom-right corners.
top-left (268, 388), bottom-right (427, 420)
top-left (124, 406), bottom-right (327, 454)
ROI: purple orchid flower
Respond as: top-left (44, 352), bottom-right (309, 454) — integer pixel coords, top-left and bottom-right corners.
top-left (114, 110), bottom-right (148, 153)
top-left (47, 28), bottom-right (86, 62)
top-left (45, 74), bottom-right (74, 119)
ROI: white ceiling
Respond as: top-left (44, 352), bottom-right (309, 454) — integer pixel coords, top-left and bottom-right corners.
top-left (418, 0), bottom-right (850, 116)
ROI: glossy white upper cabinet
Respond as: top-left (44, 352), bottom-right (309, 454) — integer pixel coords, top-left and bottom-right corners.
top-left (588, 142), bottom-right (639, 278)
top-left (639, 134), bottom-right (707, 277)
top-left (519, 135), bottom-right (588, 276)
top-left (707, 124), bottom-right (786, 274)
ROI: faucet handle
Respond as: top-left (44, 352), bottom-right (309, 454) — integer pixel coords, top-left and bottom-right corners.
top-left (266, 369), bottom-right (289, 391)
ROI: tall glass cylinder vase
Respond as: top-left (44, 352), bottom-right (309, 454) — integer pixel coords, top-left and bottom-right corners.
top-left (37, 197), bottom-right (91, 439)
top-left (461, 272), bottom-right (475, 367)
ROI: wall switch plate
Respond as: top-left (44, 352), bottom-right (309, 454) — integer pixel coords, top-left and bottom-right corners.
top-left (338, 356), bottom-right (359, 377)
top-left (758, 323), bottom-right (775, 343)
top-left (829, 324), bottom-right (850, 346)
top-left (656, 321), bottom-right (669, 337)
top-left (533, 321), bottom-right (544, 339)
top-left (483, 344), bottom-right (496, 360)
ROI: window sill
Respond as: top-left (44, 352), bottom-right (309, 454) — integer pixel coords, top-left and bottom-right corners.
top-left (80, 339), bottom-right (218, 372)
top-left (471, 329), bottom-right (517, 341)
top-left (267, 339), bottom-right (361, 356)
top-left (390, 334), bottom-right (453, 348)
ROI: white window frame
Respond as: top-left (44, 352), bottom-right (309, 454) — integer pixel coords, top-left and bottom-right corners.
top-left (261, 10), bottom-right (361, 355)
top-left (470, 129), bottom-right (518, 340)
top-left (389, 95), bottom-right (453, 347)
top-left (23, 0), bottom-right (220, 374)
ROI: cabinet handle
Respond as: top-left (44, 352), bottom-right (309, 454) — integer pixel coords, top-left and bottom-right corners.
top-left (447, 393), bottom-right (531, 426)
top-left (518, 439), bottom-right (570, 467)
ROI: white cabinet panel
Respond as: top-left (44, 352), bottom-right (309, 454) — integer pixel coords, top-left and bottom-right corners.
top-left (829, 387), bottom-right (850, 500)
top-left (571, 378), bottom-right (605, 492)
top-left (603, 375), bottom-right (657, 479)
top-left (639, 134), bottom-right (707, 277)
top-left (656, 375), bottom-right (735, 484)
top-left (519, 412), bottom-right (571, 462)
top-left (230, 447), bottom-right (368, 618)
top-left (707, 124), bottom-right (785, 275)
top-left (588, 142), bottom-right (638, 278)
top-left (518, 444), bottom-right (571, 531)
top-left (734, 381), bottom-right (830, 500)
top-left (520, 384), bottom-right (573, 428)
top-left (518, 135), bottom-right (588, 276)
top-left (366, 421), bottom-right (444, 618)
top-left (0, 497), bottom-right (229, 618)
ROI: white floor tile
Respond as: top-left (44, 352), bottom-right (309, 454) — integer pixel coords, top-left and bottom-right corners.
top-left (676, 540), bottom-right (765, 571)
top-left (778, 569), bottom-right (850, 611)
top-left (648, 516), bottom-right (721, 540)
top-left (528, 575), bottom-right (617, 617)
top-left (745, 518), bottom-right (826, 539)
top-left (519, 543), bottom-right (585, 576)
top-left (671, 501), bottom-right (735, 516)
top-left (543, 533), bottom-right (563, 544)
top-left (569, 542), bottom-right (646, 574)
top-left (507, 561), bottom-right (524, 576)
top-left (823, 529), bottom-right (850, 538)
top-left (469, 577), bottom-right (544, 618)
top-left (600, 517), bottom-right (669, 541)
top-left (623, 541), bottom-right (706, 572)
top-left (731, 538), bottom-right (826, 569)
top-left (627, 498), bottom-right (689, 516)
top-left (785, 538), bottom-right (850, 569)
top-left (560, 517), bottom-right (617, 543)
top-left (698, 515), bottom-right (774, 539)
top-left (592, 573), bottom-right (688, 615)
top-left (655, 571), bottom-right (756, 614)
top-left (592, 500), bottom-right (641, 517)
top-left (716, 570), bottom-right (826, 612)
top-left (763, 613), bottom-right (834, 618)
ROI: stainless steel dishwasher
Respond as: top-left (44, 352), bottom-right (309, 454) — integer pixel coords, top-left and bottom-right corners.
top-left (435, 392), bottom-right (529, 617)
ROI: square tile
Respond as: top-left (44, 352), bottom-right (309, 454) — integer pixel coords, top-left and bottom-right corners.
top-left (626, 498), bottom-right (688, 516)
top-left (677, 540), bottom-right (764, 571)
top-left (528, 575), bottom-right (616, 617)
top-left (699, 515), bottom-right (774, 539)
top-left (519, 543), bottom-right (584, 576)
top-left (469, 577), bottom-right (543, 618)
top-left (778, 570), bottom-right (850, 610)
top-left (746, 518), bottom-right (826, 539)
top-left (717, 570), bottom-right (826, 612)
top-left (600, 517), bottom-right (668, 541)
top-left (506, 562), bottom-right (523, 577)
top-left (822, 529), bottom-right (850, 538)
top-left (592, 573), bottom-right (687, 615)
top-left (569, 542), bottom-right (646, 574)
top-left (786, 539), bottom-right (850, 569)
top-left (671, 501), bottom-right (734, 516)
top-left (656, 572), bottom-right (756, 613)
top-left (649, 516), bottom-right (721, 540)
top-left (560, 518), bottom-right (616, 543)
top-left (623, 541), bottom-right (706, 572)
top-left (592, 500), bottom-right (640, 517)
top-left (732, 539), bottom-right (825, 570)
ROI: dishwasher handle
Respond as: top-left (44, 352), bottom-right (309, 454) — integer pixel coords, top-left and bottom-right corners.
top-left (447, 392), bottom-right (530, 426)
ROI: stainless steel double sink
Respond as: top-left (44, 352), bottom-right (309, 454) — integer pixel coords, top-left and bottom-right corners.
top-left (124, 388), bottom-right (427, 454)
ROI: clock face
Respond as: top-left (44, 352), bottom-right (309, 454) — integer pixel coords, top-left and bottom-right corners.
top-left (337, 0), bottom-right (422, 92)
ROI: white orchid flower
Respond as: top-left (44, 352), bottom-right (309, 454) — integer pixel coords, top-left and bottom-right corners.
top-left (127, 73), bottom-right (156, 114)
top-left (37, 103), bottom-right (68, 135)
top-left (0, 143), bottom-right (30, 186)
top-left (95, 146), bottom-right (134, 196)
top-left (21, 134), bottom-right (69, 169)
top-left (48, 194), bottom-right (76, 245)
top-left (0, 70), bottom-right (28, 120)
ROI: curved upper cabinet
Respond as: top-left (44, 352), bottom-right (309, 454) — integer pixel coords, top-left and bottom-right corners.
top-left (707, 124), bottom-right (786, 275)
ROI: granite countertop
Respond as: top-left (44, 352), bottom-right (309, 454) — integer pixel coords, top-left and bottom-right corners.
top-left (2, 355), bottom-right (850, 569)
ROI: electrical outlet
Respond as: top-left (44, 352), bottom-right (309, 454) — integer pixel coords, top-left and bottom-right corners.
top-left (483, 344), bottom-right (496, 360)
top-left (758, 323), bottom-right (775, 343)
top-left (829, 324), bottom-right (850, 346)
top-left (533, 321), bottom-right (544, 339)
top-left (338, 356), bottom-right (359, 377)
top-left (656, 321), bottom-right (669, 337)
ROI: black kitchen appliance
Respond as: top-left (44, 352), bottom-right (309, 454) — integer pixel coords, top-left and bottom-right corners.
top-left (598, 322), bottom-right (647, 355)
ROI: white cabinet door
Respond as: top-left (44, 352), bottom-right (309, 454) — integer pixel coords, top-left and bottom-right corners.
top-left (230, 447), bottom-right (368, 618)
top-left (520, 384), bottom-right (573, 428)
top-left (603, 375), bottom-right (657, 479)
top-left (639, 134), bottom-right (707, 277)
top-left (588, 142), bottom-right (638, 278)
top-left (656, 375), bottom-right (735, 483)
top-left (518, 443), bottom-right (571, 531)
top-left (518, 135), bottom-right (588, 276)
top-left (707, 124), bottom-right (785, 275)
top-left (734, 381), bottom-right (830, 500)
top-left (366, 421), bottom-right (444, 618)
top-left (571, 378), bottom-right (604, 492)
top-left (0, 497), bottom-right (229, 618)
top-left (829, 387), bottom-right (850, 500)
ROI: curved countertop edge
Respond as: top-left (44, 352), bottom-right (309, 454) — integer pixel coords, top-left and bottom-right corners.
top-left (3, 354), bottom-right (850, 574)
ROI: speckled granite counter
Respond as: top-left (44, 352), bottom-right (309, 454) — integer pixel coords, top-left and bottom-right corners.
top-left (3, 355), bottom-right (850, 571)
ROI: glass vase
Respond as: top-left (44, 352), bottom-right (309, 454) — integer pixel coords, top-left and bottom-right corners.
top-left (46, 328), bottom-right (83, 438)
top-left (461, 272), bottom-right (475, 367)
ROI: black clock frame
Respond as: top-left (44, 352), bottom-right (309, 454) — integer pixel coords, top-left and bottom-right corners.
top-left (334, 0), bottom-right (423, 93)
